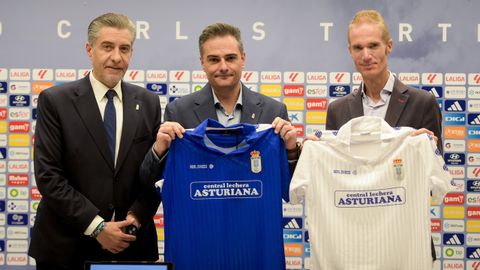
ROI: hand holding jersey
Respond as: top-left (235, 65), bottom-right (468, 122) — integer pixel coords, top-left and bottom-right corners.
top-left (290, 116), bottom-right (456, 269)
top-left (158, 119), bottom-right (290, 270)
top-left (153, 116), bottom-right (297, 159)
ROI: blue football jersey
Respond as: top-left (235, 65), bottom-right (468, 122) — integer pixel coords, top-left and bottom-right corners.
top-left (161, 119), bottom-right (290, 270)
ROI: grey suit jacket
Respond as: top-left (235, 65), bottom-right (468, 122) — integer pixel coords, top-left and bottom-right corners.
top-left (326, 77), bottom-right (443, 152)
top-left (140, 83), bottom-right (290, 191)
top-left (29, 75), bottom-right (162, 268)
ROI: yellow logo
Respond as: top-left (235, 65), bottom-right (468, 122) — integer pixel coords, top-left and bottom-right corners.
top-left (9, 134), bottom-right (31, 147)
top-left (306, 112), bottom-right (327, 124)
top-left (156, 228), bottom-right (165, 240)
top-left (443, 206), bottom-right (465, 219)
top-left (0, 121), bottom-right (7, 133)
top-left (260, 84), bottom-right (282, 97)
top-left (283, 98), bottom-right (305, 111)
top-left (467, 220), bottom-right (480, 232)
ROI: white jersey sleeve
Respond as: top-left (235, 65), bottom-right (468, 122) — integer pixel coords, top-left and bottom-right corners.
top-left (289, 140), bottom-right (315, 204)
top-left (413, 133), bottom-right (456, 201)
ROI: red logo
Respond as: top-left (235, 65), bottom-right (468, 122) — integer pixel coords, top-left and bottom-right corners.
top-left (293, 124), bottom-right (304, 137)
top-left (283, 85), bottom-right (304, 96)
top-left (9, 121), bottom-right (30, 133)
top-left (289, 72), bottom-right (299, 82)
top-left (306, 98), bottom-right (327, 110)
top-left (129, 71), bottom-right (139, 80)
top-left (335, 73), bottom-right (344, 83)
top-left (31, 187), bottom-right (42, 199)
top-left (443, 193), bottom-right (465, 205)
top-left (0, 108), bottom-right (7, 120)
top-left (37, 69), bottom-right (48, 79)
top-left (475, 74), bottom-right (480, 84)
top-left (154, 214), bottom-right (164, 227)
top-left (472, 261), bottom-right (480, 270)
top-left (8, 174), bottom-right (29, 186)
top-left (431, 219), bottom-right (441, 232)
top-left (175, 71), bottom-right (184, 81)
top-left (467, 206), bottom-right (480, 218)
top-left (147, 72), bottom-right (166, 81)
top-left (427, 74), bottom-right (437, 84)
top-left (474, 168), bottom-right (480, 177)
top-left (243, 72), bottom-right (253, 81)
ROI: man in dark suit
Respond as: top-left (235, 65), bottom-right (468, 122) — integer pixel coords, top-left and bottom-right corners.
top-left (325, 10), bottom-right (442, 260)
top-left (141, 22), bottom-right (299, 180)
top-left (29, 13), bottom-right (162, 270)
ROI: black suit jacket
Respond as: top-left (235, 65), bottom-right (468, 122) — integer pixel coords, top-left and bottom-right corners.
top-left (140, 83), bottom-right (290, 190)
top-left (326, 77), bottom-right (443, 152)
top-left (29, 76), bottom-right (162, 268)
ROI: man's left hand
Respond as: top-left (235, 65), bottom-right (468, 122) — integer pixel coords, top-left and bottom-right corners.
top-left (272, 117), bottom-right (298, 151)
top-left (411, 128), bottom-right (438, 145)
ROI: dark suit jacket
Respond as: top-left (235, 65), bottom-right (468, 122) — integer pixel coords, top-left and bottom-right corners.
top-left (326, 77), bottom-right (443, 152)
top-left (29, 76), bottom-right (162, 268)
top-left (140, 83), bottom-right (290, 190)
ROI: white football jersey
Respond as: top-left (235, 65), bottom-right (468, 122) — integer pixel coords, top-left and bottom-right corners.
top-left (290, 116), bottom-right (455, 270)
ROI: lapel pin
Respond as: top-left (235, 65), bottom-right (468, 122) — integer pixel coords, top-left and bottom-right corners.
top-left (135, 104), bottom-right (140, 111)
top-left (251, 113), bottom-right (255, 119)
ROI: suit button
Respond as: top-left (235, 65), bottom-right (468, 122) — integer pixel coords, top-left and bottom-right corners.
top-left (108, 204), bottom-right (114, 210)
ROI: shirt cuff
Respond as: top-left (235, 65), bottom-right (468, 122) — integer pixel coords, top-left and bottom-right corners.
top-left (151, 143), bottom-right (168, 163)
top-left (84, 215), bottom-right (104, 236)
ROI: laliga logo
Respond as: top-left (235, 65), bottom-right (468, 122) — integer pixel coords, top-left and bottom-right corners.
top-left (475, 74), bottom-right (480, 84)
top-left (37, 69), bottom-right (48, 79)
top-left (335, 73), bottom-right (345, 83)
top-left (175, 71), bottom-right (184, 81)
top-left (471, 261), bottom-right (480, 269)
top-left (427, 74), bottom-right (437, 84)
top-left (289, 72), bottom-right (299, 82)
top-left (243, 72), bottom-right (253, 81)
top-left (129, 70), bottom-right (139, 80)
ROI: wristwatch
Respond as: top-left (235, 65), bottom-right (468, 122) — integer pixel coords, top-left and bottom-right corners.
top-left (286, 141), bottom-right (301, 160)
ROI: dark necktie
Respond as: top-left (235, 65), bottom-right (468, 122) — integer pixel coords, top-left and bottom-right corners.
top-left (104, 90), bottom-right (116, 162)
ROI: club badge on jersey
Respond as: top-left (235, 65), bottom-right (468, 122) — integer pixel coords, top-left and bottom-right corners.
top-left (250, 150), bottom-right (262, 173)
top-left (393, 158), bottom-right (404, 181)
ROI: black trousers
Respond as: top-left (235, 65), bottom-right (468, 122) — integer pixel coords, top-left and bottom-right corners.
top-left (36, 261), bottom-right (83, 270)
